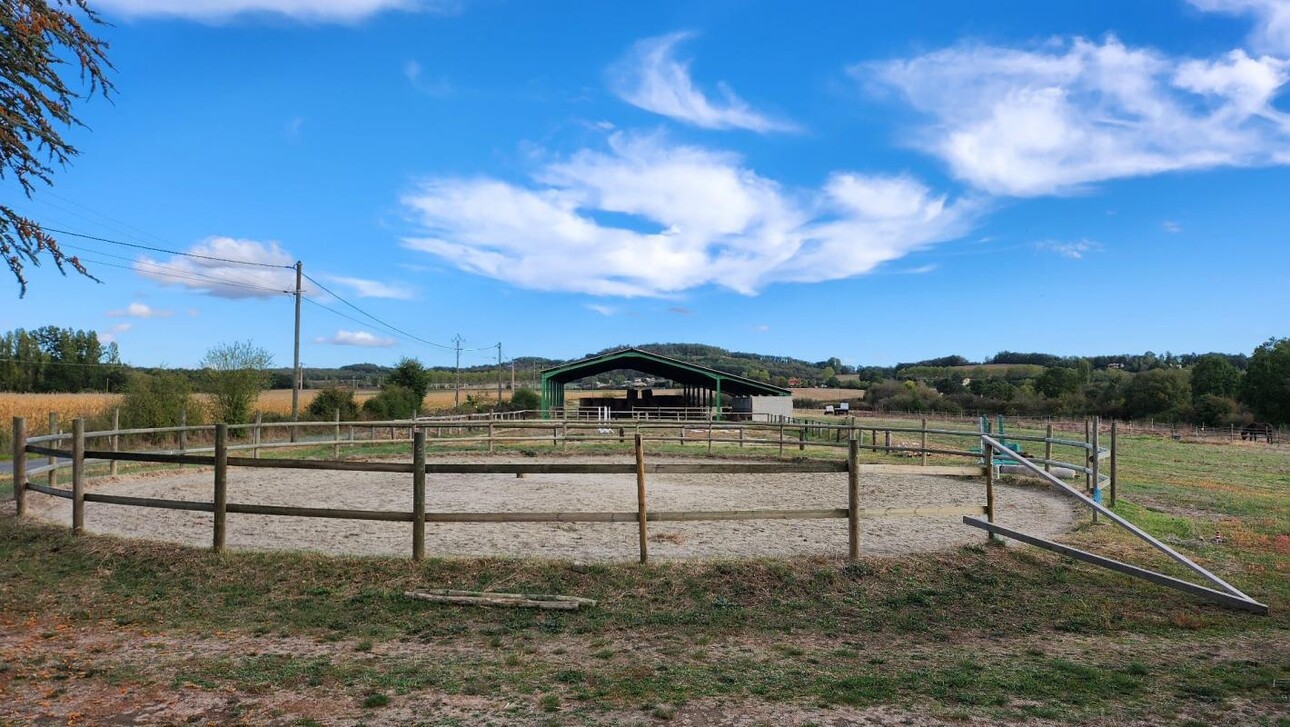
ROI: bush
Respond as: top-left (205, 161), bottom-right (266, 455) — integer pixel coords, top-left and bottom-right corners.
top-left (119, 372), bottom-right (204, 430)
top-left (509, 387), bottom-right (540, 411)
top-left (201, 341), bottom-right (273, 424)
top-left (362, 385), bottom-right (421, 420)
top-left (1194, 394), bottom-right (1239, 427)
top-left (307, 387), bottom-right (358, 421)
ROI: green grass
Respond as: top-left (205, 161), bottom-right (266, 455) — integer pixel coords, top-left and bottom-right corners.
top-left (1, 424), bottom-right (1287, 724)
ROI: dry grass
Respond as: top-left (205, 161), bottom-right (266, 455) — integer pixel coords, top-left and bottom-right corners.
top-left (0, 393), bottom-right (119, 432)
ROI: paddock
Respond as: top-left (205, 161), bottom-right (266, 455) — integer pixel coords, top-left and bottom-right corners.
top-left (22, 455), bottom-right (1076, 561)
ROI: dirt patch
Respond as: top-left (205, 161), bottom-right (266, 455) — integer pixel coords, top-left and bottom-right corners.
top-left (26, 455), bottom-right (1076, 561)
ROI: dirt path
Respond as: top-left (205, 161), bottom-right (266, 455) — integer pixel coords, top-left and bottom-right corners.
top-left (26, 455), bottom-right (1076, 561)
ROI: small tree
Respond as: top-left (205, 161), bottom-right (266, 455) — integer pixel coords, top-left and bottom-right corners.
top-left (1123, 368), bottom-right (1191, 420)
top-left (201, 341), bottom-right (273, 424)
top-left (307, 386), bottom-right (358, 421)
top-left (1190, 355), bottom-right (1241, 403)
top-left (386, 357), bottom-right (430, 402)
top-left (362, 385), bottom-right (420, 420)
top-left (1241, 337), bottom-right (1290, 425)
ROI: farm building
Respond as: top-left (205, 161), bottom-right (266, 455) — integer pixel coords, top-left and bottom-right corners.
top-left (540, 347), bottom-right (790, 420)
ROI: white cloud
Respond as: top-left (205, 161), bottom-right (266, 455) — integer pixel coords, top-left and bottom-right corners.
top-left (314, 330), bottom-right (397, 347)
top-left (1163, 220), bottom-right (1184, 232)
top-left (91, 0), bottom-right (456, 22)
top-left (753, 324), bottom-right (770, 333)
top-left (135, 237), bottom-right (296, 299)
top-left (323, 275), bottom-right (415, 300)
top-left (1190, 0), bottom-right (1290, 55)
top-left (609, 32), bottom-right (798, 133)
top-left (861, 37), bottom-right (1290, 196)
top-left (100, 323), bottom-right (133, 344)
top-left (1036, 239), bottom-right (1100, 259)
top-left (401, 132), bottom-right (972, 297)
top-left (403, 59), bottom-right (453, 96)
top-left (106, 302), bottom-right (174, 318)
top-left (586, 304), bottom-right (617, 316)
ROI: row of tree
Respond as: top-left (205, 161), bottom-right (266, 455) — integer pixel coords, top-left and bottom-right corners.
top-left (0, 327), bottom-right (124, 393)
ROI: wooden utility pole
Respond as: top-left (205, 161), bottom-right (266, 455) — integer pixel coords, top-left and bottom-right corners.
top-left (496, 343), bottom-right (503, 403)
top-left (453, 334), bottom-right (464, 408)
top-left (291, 261), bottom-right (303, 426)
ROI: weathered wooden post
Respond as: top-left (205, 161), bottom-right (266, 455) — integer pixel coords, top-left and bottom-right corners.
top-left (778, 422), bottom-right (785, 456)
top-left (635, 433), bottom-right (648, 564)
top-left (1091, 417), bottom-right (1101, 525)
top-left (738, 426), bottom-right (744, 448)
top-left (110, 408), bottom-right (120, 476)
top-left (884, 430), bottom-right (891, 453)
top-left (12, 417), bottom-right (26, 517)
top-left (848, 433), bottom-right (860, 560)
top-left (253, 412), bottom-right (263, 459)
top-left (921, 417), bottom-right (928, 467)
top-left (1110, 420), bottom-right (1119, 509)
top-left (488, 420), bottom-right (495, 454)
top-left (799, 426), bottom-right (806, 452)
top-left (179, 407), bottom-right (188, 455)
top-left (984, 437), bottom-right (996, 541)
top-left (707, 420), bottom-right (714, 455)
top-left (413, 429), bottom-right (426, 561)
top-left (1083, 417), bottom-right (1092, 494)
top-left (71, 418), bottom-right (85, 535)
top-left (561, 420), bottom-right (568, 452)
top-left (47, 412), bottom-right (58, 488)
top-left (1044, 423), bottom-right (1053, 474)
top-left (213, 423), bottom-right (228, 551)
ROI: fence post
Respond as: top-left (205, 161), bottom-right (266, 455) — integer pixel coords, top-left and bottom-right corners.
top-left (984, 437), bottom-right (995, 541)
top-left (635, 433), bottom-right (648, 564)
top-left (739, 426), bottom-right (744, 448)
top-left (333, 409), bottom-right (341, 459)
top-left (72, 418), bottom-right (85, 534)
top-left (921, 417), bottom-right (928, 467)
top-left (179, 407), bottom-right (188, 456)
top-left (848, 434), bottom-right (859, 560)
top-left (413, 429), bottom-right (426, 561)
top-left (799, 426), bottom-right (806, 452)
top-left (488, 421), bottom-right (495, 454)
top-left (214, 423), bottom-right (227, 552)
top-left (561, 421), bottom-right (568, 452)
top-left (12, 417), bottom-right (26, 517)
top-left (110, 408), bottom-right (120, 476)
top-left (47, 412), bottom-right (58, 488)
top-left (884, 430), bottom-right (891, 453)
top-left (253, 412), bottom-right (262, 459)
top-left (1110, 420), bottom-right (1118, 509)
top-left (779, 422), bottom-right (785, 456)
top-left (707, 419), bottom-right (713, 455)
top-left (1091, 417), bottom-right (1101, 525)
top-left (1083, 418), bottom-right (1092, 494)
top-left (1044, 424), bottom-right (1053, 474)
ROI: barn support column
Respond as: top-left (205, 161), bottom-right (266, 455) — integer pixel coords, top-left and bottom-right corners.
top-left (715, 377), bottom-right (723, 421)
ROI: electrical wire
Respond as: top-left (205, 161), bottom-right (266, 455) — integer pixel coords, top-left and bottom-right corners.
top-left (302, 273), bottom-right (459, 351)
top-left (36, 225), bottom-right (295, 269)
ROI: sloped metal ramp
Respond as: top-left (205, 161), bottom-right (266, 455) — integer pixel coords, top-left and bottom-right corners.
top-left (967, 434), bottom-right (1268, 615)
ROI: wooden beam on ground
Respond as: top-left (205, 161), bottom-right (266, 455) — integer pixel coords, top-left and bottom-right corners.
top-left (962, 518), bottom-right (1269, 615)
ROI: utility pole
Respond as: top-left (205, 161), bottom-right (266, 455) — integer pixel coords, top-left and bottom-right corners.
top-left (510, 360), bottom-right (515, 392)
top-left (291, 261), bottom-right (302, 441)
top-left (453, 334), bottom-right (464, 408)
top-left (496, 343), bottom-right (503, 403)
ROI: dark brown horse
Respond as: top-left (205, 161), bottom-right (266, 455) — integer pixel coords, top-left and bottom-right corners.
top-left (1240, 422), bottom-right (1275, 443)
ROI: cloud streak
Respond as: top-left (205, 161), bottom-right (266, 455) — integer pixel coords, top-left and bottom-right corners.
top-left (861, 37), bottom-right (1290, 196)
top-left (314, 330), bottom-right (397, 347)
top-left (106, 302), bottom-right (174, 319)
top-left (91, 0), bottom-right (457, 22)
top-left (1190, 0), bottom-right (1290, 55)
top-left (135, 237), bottom-right (296, 299)
top-left (401, 132), bottom-right (973, 297)
top-left (610, 32), bottom-right (798, 133)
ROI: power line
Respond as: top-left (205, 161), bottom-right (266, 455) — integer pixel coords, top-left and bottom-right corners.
top-left (78, 257), bottom-right (294, 297)
top-left (36, 224), bottom-right (295, 270)
top-left (301, 272), bottom-right (458, 351)
top-left (0, 357), bottom-right (128, 369)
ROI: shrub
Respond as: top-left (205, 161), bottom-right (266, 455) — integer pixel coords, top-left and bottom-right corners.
top-left (509, 387), bottom-right (540, 411)
top-left (362, 385), bottom-right (421, 420)
top-left (201, 341), bottom-right (273, 424)
top-left (119, 372), bottom-right (204, 430)
top-left (306, 387), bottom-right (358, 421)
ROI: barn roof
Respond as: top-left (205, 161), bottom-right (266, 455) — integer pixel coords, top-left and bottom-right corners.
top-left (541, 347), bottom-right (790, 397)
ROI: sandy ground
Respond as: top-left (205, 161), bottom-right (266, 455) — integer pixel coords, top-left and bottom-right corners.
top-left (27, 456), bottom-right (1076, 561)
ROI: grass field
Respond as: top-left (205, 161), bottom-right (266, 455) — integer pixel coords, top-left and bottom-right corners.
top-left (1, 421), bottom-right (1286, 724)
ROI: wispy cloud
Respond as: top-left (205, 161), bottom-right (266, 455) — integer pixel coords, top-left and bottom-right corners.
top-left (1190, 0), bottom-right (1290, 55)
top-left (106, 302), bottom-right (173, 319)
top-left (609, 32), bottom-right (799, 133)
top-left (99, 323), bottom-right (133, 344)
top-left (314, 330), bottom-right (397, 347)
top-left (1035, 239), bottom-right (1100, 259)
top-left (586, 304), bottom-right (617, 316)
top-left (401, 132), bottom-right (973, 297)
top-left (323, 275), bottom-right (415, 300)
top-left (403, 60), bottom-right (453, 96)
top-left (860, 37), bottom-right (1290, 196)
top-left (667, 306), bottom-right (693, 315)
top-left (92, 0), bottom-right (460, 22)
top-left (285, 117), bottom-right (304, 142)
top-left (1163, 220), bottom-right (1183, 233)
top-left (753, 324), bottom-right (770, 333)
top-left (135, 237), bottom-right (296, 299)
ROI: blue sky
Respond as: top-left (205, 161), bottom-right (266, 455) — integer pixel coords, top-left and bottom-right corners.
top-left (4, 0), bottom-right (1288, 369)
